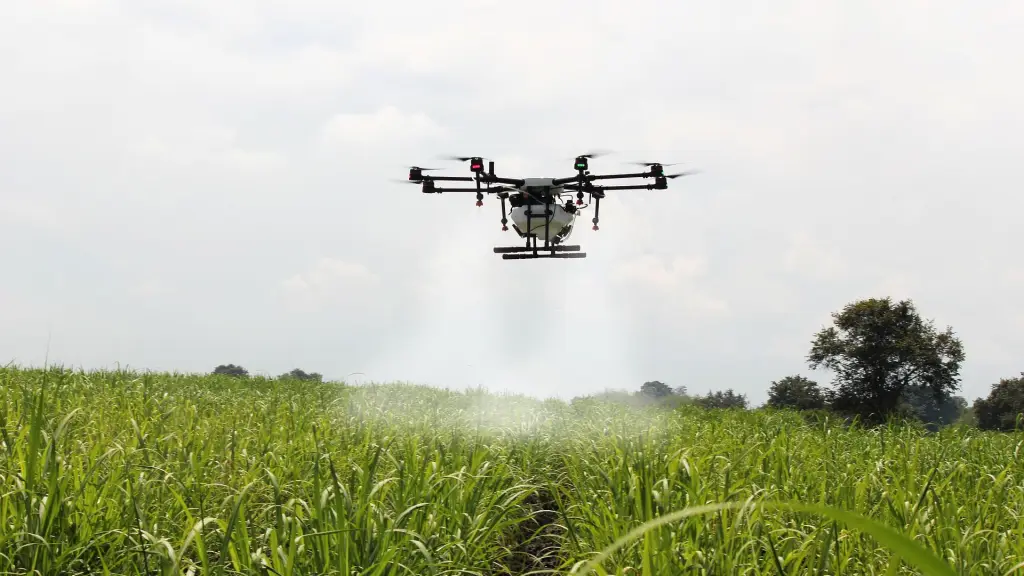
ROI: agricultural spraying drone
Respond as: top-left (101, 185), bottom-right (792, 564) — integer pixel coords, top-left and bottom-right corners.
top-left (399, 152), bottom-right (697, 260)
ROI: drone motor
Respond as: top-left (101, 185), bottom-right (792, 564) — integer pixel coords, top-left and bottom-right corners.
top-left (408, 165), bottom-right (442, 181)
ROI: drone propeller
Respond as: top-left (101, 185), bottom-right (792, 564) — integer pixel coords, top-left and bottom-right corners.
top-left (439, 154), bottom-right (490, 174)
top-left (629, 161), bottom-right (681, 167)
top-left (407, 164), bottom-right (447, 182)
top-left (441, 155), bottom-right (489, 162)
top-left (568, 150), bottom-right (612, 172)
top-left (571, 149), bottom-right (612, 160)
top-left (665, 170), bottom-right (700, 179)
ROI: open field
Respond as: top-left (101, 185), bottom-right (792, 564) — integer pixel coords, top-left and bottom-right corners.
top-left (1, 366), bottom-right (1022, 575)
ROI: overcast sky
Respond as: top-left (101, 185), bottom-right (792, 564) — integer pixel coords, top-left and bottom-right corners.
top-left (3, 1), bottom-right (1022, 404)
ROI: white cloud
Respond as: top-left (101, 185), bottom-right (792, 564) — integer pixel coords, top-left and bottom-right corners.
top-left (617, 254), bottom-right (707, 289)
top-left (870, 274), bottom-right (920, 303)
top-left (783, 231), bottom-right (848, 282)
top-left (128, 279), bottom-right (171, 299)
top-left (281, 258), bottom-right (380, 312)
top-left (0, 197), bottom-right (67, 234)
top-left (133, 125), bottom-right (288, 172)
top-left (1004, 268), bottom-right (1024, 287)
top-left (321, 106), bottom-right (447, 148)
top-left (615, 254), bottom-right (730, 316)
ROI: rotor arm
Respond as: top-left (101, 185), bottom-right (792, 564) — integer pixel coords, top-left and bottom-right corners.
top-left (563, 183), bottom-right (662, 193)
top-left (426, 185), bottom-right (514, 194)
top-left (551, 175), bottom-right (582, 186)
top-left (551, 171), bottom-right (653, 186)
top-left (583, 171), bottom-right (653, 182)
top-left (477, 174), bottom-right (526, 186)
top-left (427, 186), bottom-right (493, 193)
top-left (571, 183), bottom-right (659, 191)
top-left (420, 175), bottom-right (476, 183)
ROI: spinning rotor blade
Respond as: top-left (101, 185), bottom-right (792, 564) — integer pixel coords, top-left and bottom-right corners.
top-left (441, 155), bottom-right (488, 162)
top-left (628, 161), bottom-right (681, 167)
top-left (409, 165), bottom-right (442, 171)
top-left (571, 149), bottom-right (612, 159)
top-left (390, 178), bottom-right (423, 184)
top-left (665, 170), bottom-right (699, 179)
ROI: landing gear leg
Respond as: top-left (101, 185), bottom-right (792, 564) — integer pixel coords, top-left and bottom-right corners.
top-left (543, 193), bottom-right (551, 250)
top-left (499, 193), bottom-right (508, 231)
top-left (526, 203), bottom-right (534, 252)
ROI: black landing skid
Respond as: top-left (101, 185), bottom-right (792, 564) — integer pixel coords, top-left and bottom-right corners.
top-left (493, 241), bottom-right (586, 260)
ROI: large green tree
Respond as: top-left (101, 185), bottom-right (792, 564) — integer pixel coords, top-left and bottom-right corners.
top-left (212, 364), bottom-right (249, 378)
top-left (640, 381), bottom-right (672, 398)
top-left (280, 368), bottom-right (323, 382)
top-left (972, 373), bottom-right (1024, 431)
top-left (767, 375), bottom-right (826, 411)
top-left (807, 297), bottom-right (964, 423)
top-left (695, 389), bottom-right (748, 409)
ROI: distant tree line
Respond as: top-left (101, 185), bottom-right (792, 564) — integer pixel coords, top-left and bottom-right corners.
top-left (632, 297), bottom-right (1024, 432)
top-left (212, 364), bottom-right (323, 382)
top-left (210, 297), bottom-right (1023, 432)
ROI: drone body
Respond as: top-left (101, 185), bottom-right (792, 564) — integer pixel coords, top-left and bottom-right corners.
top-left (508, 178), bottom-right (578, 244)
top-left (402, 154), bottom-right (695, 260)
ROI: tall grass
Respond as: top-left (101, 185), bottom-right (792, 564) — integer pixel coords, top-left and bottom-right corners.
top-left (0, 366), bottom-right (1021, 574)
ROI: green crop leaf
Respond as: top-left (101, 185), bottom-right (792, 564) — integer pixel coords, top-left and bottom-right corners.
top-left (572, 500), bottom-right (956, 576)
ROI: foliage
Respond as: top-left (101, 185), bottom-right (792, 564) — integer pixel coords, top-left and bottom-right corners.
top-left (693, 388), bottom-right (748, 409)
top-left (279, 368), bottom-right (323, 382)
top-left (766, 374), bottom-right (826, 411)
top-left (898, 383), bottom-right (968, 431)
top-left (212, 363), bottom-right (249, 377)
top-left (972, 372), bottom-right (1024, 431)
top-left (573, 389), bottom-right (656, 408)
top-left (958, 405), bottom-right (978, 427)
top-left (639, 380), bottom-right (672, 398)
top-left (574, 387), bottom-right (691, 410)
top-left (808, 297), bottom-right (965, 423)
top-left (3, 365), bottom-right (1024, 575)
